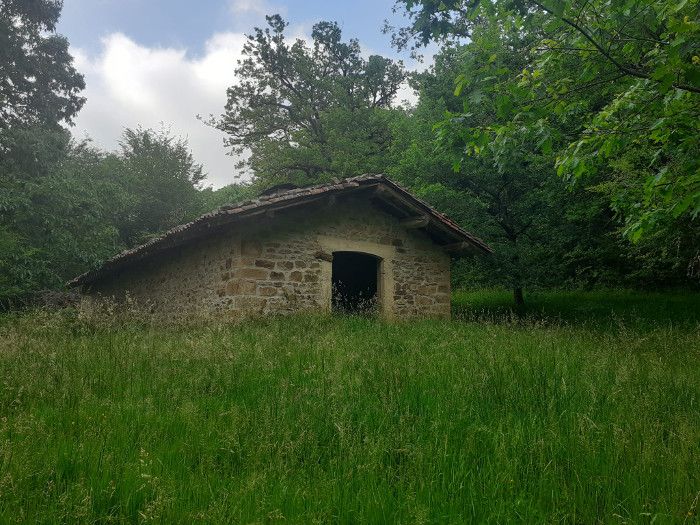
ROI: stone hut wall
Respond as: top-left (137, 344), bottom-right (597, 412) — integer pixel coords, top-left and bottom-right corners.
top-left (85, 196), bottom-right (452, 319)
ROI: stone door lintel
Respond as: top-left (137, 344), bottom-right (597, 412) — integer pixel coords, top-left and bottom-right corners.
top-left (316, 235), bottom-right (396, 319)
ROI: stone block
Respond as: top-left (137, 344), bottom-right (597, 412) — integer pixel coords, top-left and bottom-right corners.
top-left (239, 280), bottom-right (257, 294)
top-left (255, 259), bottom-right (275, 269)
top-left (236, 268), bottom-right (268, 280)
top-left (313, 250), bottom-right (333, 262)
top-left (236, 296), bottom-right (267, 311)
top-left (225, 280), bottom-right (240, 295)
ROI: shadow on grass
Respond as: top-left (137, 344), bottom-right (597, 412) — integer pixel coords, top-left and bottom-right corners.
top-left (452, 289), bottom-right (700, 329)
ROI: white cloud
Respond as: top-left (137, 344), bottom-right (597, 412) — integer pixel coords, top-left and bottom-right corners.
top-left (71, 32), bottom-right (248, 188)
top-left (229, 0), bottom-right (286, 18)
top-left (394, 48), bottom-right (438, 108)
top-left (68, 28), bottom-right (433, 189)
top-left (394, 81), bottom-right (418, 108)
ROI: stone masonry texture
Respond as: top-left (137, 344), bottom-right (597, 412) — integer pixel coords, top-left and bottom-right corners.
top-left (84, 196), bottom-right (452, 320)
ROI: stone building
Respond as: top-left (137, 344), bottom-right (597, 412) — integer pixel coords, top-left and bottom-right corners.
top-left (69, 175), bottom-right (491, 320)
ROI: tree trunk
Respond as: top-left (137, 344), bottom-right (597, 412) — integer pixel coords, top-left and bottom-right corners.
top-left (513, 287), bottom-right (525, 309)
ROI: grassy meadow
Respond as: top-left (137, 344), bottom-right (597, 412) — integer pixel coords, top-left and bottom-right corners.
top-left (0, 291), bottom-right (699, 523)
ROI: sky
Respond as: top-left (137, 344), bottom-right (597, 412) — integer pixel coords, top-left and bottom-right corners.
top-left (57, 0), bottom-right (428, 188)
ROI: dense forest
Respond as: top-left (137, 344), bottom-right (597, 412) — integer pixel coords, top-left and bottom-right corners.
top-left (1, 0), bottom-right (698, 308)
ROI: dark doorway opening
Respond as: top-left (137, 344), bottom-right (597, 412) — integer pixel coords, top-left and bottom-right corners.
top-left (332, 251), bottom-right (380, 314)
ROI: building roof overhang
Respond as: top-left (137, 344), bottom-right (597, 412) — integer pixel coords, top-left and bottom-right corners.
top-left (68, 174), bottom-right (492, 287)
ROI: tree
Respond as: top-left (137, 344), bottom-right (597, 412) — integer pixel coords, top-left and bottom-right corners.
top-left (215, 14), bottom-right (406, 187)
top-left (0, 128), bottom-right (121, 306)
top-left (0, 126), bottom-right (209, 307)
top-left (389, 0), bottom-right (700, 244)
top-left (387, 26), bottom-right (566, 307)
top-left (112, 127), bottom-right (206, 247)
top-left (0, 0), bottom-right (85, 134)
top-left (388, 13), bottom-right (698, 303)
top-left (200, 182), bottom-right (257, 211)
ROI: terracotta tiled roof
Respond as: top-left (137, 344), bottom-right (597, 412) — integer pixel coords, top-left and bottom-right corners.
top-left (68, 174), bottom-right (491, 287)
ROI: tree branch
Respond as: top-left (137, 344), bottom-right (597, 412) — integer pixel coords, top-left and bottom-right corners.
top-left (531, 1), bottom-right (700, 94)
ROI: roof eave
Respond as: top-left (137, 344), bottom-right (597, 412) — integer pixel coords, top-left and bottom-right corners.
top-left (68, 175), bottom-right (492, 287)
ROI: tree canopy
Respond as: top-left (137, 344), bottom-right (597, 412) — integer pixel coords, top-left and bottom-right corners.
top-left (0, 0), bottom-right (85, 134)
top-left (390, 0), bottom-right (700, 241)
top-left (215, 14), bottom-right (407, 187)
top-left (0, 126), bottom-right (208, 307)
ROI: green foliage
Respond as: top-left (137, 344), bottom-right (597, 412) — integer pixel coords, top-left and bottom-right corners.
top-left (0, 128), bottom-right (120, 306)
top-left (524, 0), bottom-right (700, 240)
top-left (389, 31), bottom-right (617, 298)
top-left (199, 182), bottom-right (258, 211)
top-left (0, 0), bottom-right (85, 133)
top-left (216, 14), bottom-right (406, 187)
top-left (391, 0), bottom-right (700, 241)
top-left (0, 126), bottom-right (207, 307)
top-left (557, 83), bottom-right (700, 241)
top-left (1, 296), bottom-right (698, 522)
top-left (112, 127), bottom-right (206, 246)
top-left (388, 18), bottom-right (698, 294)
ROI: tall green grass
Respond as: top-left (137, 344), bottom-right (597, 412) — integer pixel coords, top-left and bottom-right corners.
top-left (453, 288), bottom-right (700, 328)
top-left (0, 291), bottom-right (699, 523)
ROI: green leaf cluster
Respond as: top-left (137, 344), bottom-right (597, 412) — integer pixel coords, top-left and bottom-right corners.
top-left (391, 0), bottom-right (700, 241)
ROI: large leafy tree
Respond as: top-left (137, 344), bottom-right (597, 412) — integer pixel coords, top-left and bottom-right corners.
top-left (389, 29), bottom-right (577, 307)
top-left (390, 0), bottom-right (700, 244)
top-left (215, 14), bottom-right (406, 187)
top-left (0, 129), bottom-right (121, 306)
top-left (113, 127), bottom-right (206, 246)
top-left (0, 126), bottom-right (207, 307)
top-left (0, 0), bottom-right (85, 134)
top-left (388, 12), bottom-right (697, 300)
